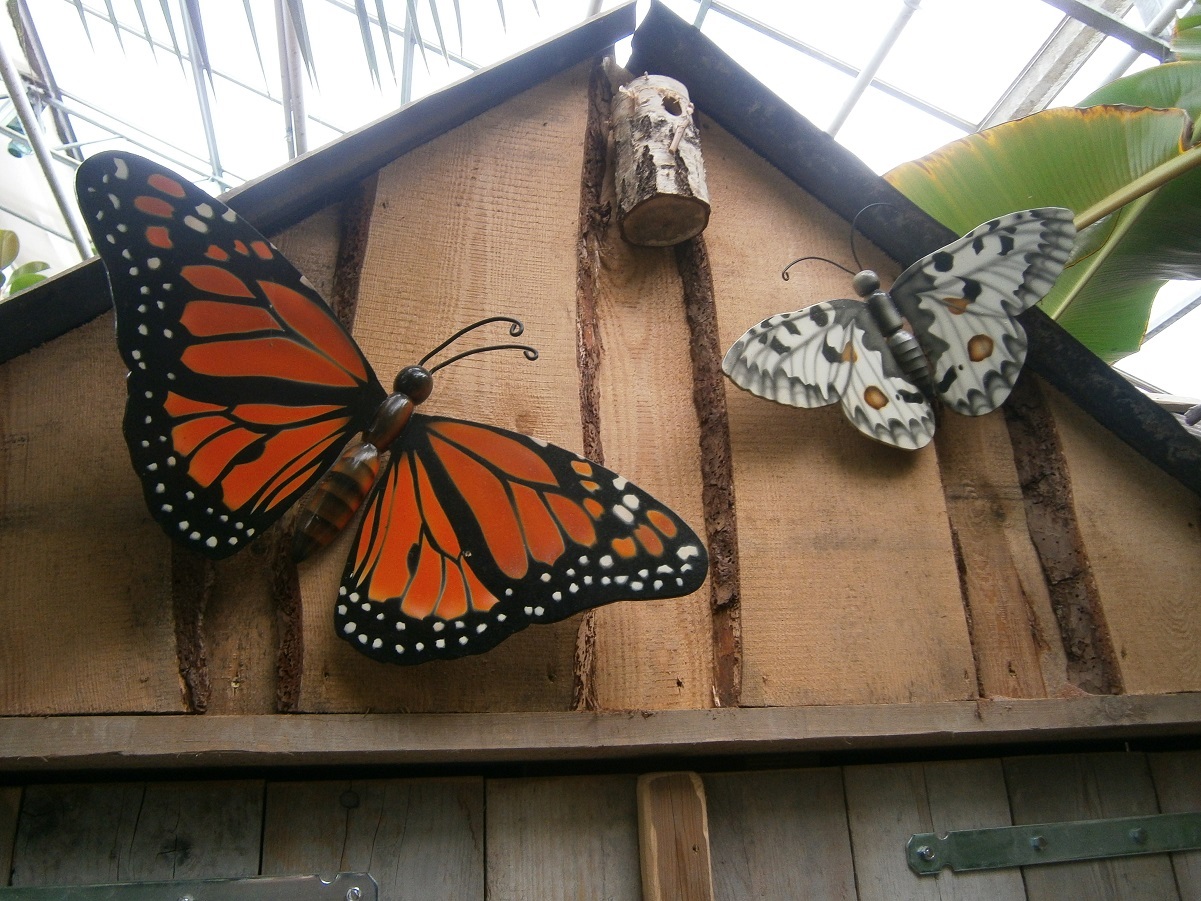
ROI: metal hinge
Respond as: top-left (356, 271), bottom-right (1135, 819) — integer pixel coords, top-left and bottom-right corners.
top-left (908, 811), bottom-right (1201, 875)
top-left (0, 872), bottom-right (377, 900)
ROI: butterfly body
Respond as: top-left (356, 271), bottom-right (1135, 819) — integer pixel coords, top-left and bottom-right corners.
top-left (75, 151), bottom-right (708, 665)
top-left (722, 208), bottom-right (1076, 450)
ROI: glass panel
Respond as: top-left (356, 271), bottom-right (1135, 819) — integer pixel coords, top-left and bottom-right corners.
top-left (878, 0), bottom-right (1066, 124)
top-left (835, 86), bottom-right (968, 174)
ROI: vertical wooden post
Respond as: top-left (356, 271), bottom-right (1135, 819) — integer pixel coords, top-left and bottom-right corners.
top-left (638, 772), bottom-right (715, 901)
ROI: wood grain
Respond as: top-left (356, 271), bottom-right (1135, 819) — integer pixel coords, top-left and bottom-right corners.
top-left (1005, 752), bottom-right (1179, 900)
top-left (3, 694), bottom-right (1198, 770)
top-left (935, 411), bottom-right (1069, 698)
top-left (845, 760), bottom-right (1025, 901)
top-left (705, 768), bottom-right (856, 900)
top-left (262, 778), bottom-right (484, 897)
top-left (0, 315), bottom-right (181, 715)
top-left (590, 213), bottom-right (712, 711)
top-left (294, 62), bottom-right (594, 712)
top-left (700, 117), bottom-right (976, 707)
top-left (638, 772), bottom-right (715, 901)
top-left (1043, 385), bottom-right (1201, 694)
top-left (1, 786), bottom-right (19, 887)
top-left (487, 774), bottom-right (641, 900)
top-left (1148, 750), bottom-right (1201, 899)
top-left (10, 781), bottom-right (262, 885)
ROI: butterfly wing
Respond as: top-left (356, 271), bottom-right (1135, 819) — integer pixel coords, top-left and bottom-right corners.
top-left (890, 207), bottom-right (1075, 416)
top-left (335, 414), bottom-right (708, 663)
top-left (722, 301), bottom-right (859, 408)
top-left (722, 300), bottom-right (935, 449)
top-left (75, 151), bottom-right (386, 558)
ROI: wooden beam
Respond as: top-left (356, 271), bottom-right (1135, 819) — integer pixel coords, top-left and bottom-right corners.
top-left (1, 694), bottom-right (1198, 771)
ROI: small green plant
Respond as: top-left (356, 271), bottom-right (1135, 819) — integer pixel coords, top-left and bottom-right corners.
top-left (0, 228), bottom-right (49, 299)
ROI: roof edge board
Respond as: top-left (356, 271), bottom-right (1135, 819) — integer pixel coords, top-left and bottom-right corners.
top-left (629, 0), bottom-right (1201, 496)
top-left (0, 1), bottom-right (637, 363)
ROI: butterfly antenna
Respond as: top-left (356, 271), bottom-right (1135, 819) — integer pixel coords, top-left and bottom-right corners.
top-left (420, 315), bottom-right (540, 375)
top-left (781, 256), bottom-right (856, 281)
top-left (848, 202), bottom-right (897, 271)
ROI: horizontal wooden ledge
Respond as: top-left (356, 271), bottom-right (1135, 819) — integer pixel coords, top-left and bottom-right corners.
top-left (2, 694), bottom-right (1198, 771)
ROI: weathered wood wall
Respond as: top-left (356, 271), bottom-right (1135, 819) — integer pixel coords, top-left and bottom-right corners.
top-left (2, 750), bottom-right (1199, 899)
top-left (1, 57), bottom-right (1199, 736)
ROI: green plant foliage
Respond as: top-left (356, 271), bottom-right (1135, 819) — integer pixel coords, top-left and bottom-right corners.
top-left (0, 229), bottom-right (49, 299)
top-left (886, 62), bottom-right (1201, 363)
top-left (1173, 3), bottom-right (1201, 62)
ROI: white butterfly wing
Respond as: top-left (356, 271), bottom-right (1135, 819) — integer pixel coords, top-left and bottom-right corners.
top-left (837, 320), bottom-right (936, 450)
top-left (722, 301), bottom-right (860, 408)
top-left (890, 207), bottom-right (1075, 416)
top-left (722, 300), bottom-right (935, 449)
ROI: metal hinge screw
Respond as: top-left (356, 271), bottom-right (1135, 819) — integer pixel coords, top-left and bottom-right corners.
top-left (915, 845), bottom-right (936, 861)
top-left (346, 887), bottom-right (363, 901)
top-left (1130, 827), bottom-right (1148, 845)
top-left (1030, 835), bottom-right (1047, 851)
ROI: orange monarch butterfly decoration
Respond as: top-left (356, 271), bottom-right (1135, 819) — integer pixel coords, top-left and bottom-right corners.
top-left (75, 151), bottom-right (708, 665)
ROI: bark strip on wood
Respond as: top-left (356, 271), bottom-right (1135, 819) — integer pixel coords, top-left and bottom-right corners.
top-left (172, 544), bottom-right (213, 713)
top-left (675, 236), bottom-right (741, 707)
top-left (272, 525), bottom-right (304, 712)
top-left (330, 175), bottom-right (381, 331)
top-left (572, 59), bottom-right (613, 711)
top-left (1004, 375), bottom-right (1121, 695)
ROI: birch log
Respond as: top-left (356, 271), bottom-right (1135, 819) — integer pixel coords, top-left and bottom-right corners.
top-left (611, 74), bottom-right (710, 246)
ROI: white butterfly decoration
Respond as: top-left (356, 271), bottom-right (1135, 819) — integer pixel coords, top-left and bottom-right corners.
top-left (721, 208), bottom-right (1077, 450)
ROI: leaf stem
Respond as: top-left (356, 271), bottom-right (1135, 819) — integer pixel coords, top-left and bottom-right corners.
top-left (1074, 142), bottom-right (1201, 230)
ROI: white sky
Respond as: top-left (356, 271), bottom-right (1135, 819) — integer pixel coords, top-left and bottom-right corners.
top-left (0, 0), bottom-right (1197, 397)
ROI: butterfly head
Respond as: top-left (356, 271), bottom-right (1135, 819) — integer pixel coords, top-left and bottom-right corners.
top-left (852, 270), bottom-right (881, 298)
top-left (394, 365), bottom-right (434, 404)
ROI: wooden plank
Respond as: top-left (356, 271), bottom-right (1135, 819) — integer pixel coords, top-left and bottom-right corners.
top-left (701, 117), bottom-right (976, 707)
top-left (590, 219), bottom-right (713, 711)
top-left (1043, 386), bottom-right (1201, 694)
top-left (0, 315), bottom-right (182, 715)
top-left (638, 772), bottom-right (715, 901)
top-left (294, 62), bottom-right (594, 713)
top-left (2, 694), bottom-right (1198, 770)
top-left (844, 760), bottom-right (1025, 901)
top-left (1004, 752), bottom-right (1179, 900)
top-left (572, 63), bottom-right (714, 711)
top-left (1148, 751), bottom-right (1201, 899)
top-left (262, 778), bottom-right (483, 897)
top-left (935, 412), bottom-right (1070, 698)
top-left (704, 768), bottom-right (856, 900)
top-left (10, 781), bottom-right (262, 885)
top-left (486, 774), bottom-right (640, 900)
top-left (1, 787), bottom-right (19, 887)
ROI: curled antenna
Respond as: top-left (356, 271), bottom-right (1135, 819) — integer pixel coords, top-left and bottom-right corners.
top-left (848, 202), bottom-right (897, 271)
top-left (420, 315), bottom-right (539, 375)
top-left (781, 255), bottom-right (856, 281)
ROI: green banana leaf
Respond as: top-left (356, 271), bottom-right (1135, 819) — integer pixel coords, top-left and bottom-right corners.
top-left (885, 62), bottom-right (1201, 362)
top-left (1173, 3), bottom-right (1201, 62)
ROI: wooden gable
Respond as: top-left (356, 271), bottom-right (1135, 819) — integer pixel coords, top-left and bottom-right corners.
top-left (0, 1), bottom-right (1198, 768)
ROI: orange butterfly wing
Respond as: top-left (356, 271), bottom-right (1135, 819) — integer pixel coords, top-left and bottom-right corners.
top-left (75, 151), bottom-right (386, 557)
top-left (336, 415), bottom-right (708, 663)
